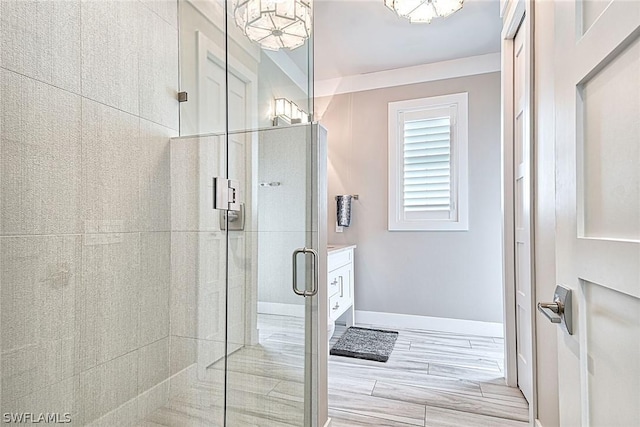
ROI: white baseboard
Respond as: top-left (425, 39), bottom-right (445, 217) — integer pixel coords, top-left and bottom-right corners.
top-left (535, 419), bottom-right (543, 427)
top-left (258, 301), bottom-right (305, 318)
top-left (355, 310), bottom-right (504, 338)
top-left (323, 417), bottom-right (332, 427)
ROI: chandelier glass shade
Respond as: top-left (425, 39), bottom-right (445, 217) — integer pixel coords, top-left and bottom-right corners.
top-left (233, 0), bottom-right (312, 51)
top-left (384, 0), bottom-right (464, 23)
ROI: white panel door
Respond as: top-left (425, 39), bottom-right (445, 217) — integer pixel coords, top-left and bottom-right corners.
top-left (513, 22), bottom-right (533, 404)
top-left (553, 0), bottom-right (640, 425)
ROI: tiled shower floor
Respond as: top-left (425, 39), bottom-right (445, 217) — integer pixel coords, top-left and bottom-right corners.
top-left (140, 315), bottom-right (528, 426)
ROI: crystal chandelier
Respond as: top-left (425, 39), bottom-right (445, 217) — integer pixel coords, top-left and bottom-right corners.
top-left (384, 0), bottom-right (464, 23)
top-left (232, 0), bottom-right (312, 51)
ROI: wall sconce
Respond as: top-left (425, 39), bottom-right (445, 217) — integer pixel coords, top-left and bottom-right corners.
top-left (274, 97), bottom-right (309, 126)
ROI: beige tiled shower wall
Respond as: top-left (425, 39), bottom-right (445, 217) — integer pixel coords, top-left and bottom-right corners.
top-left (0, 0), bottom-right (179, 424)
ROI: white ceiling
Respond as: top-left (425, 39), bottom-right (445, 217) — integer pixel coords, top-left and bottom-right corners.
top-left (295, 0), bottom-right (502, 81)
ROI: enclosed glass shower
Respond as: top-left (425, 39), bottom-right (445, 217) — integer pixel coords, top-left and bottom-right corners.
top-left (0, 0), bottom-right (324, 425)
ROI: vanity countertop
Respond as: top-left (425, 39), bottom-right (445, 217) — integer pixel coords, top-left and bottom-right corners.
top-left (327, 244), bottom-right (357, 254)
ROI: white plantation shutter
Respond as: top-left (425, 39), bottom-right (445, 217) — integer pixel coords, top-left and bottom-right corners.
top-left (403, 116), bottom-right (451, 214)
top-left (388, 93), bottom-right (468, 231)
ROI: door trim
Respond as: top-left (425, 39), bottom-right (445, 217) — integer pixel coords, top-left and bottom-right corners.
top-left (500, 0), bottom-right (536, 422)
top-left (196, 30), bottom-right (261, 348)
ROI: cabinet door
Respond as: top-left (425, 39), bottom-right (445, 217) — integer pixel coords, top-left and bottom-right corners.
top-left (328, 269), bottom-right (341, 299)
top-left (329, 263), bottom-right (352, 320)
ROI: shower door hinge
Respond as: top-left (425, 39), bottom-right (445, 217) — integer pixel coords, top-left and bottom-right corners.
top-left (213, 177), bottom-right (241, 211)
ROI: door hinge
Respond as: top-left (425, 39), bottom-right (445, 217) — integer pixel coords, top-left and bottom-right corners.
top-left (213, 177), bottom-right (241, 211)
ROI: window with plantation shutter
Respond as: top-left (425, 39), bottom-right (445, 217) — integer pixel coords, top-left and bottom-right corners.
top-left (403, 116), bottom-right (451, 215)
top-left (388, 93), bottom-right (469, 231)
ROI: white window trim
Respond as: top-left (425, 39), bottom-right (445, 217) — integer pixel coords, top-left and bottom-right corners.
top-left (388, 93), bottom-right (469, 231)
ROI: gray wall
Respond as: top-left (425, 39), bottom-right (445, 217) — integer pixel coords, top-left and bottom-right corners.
top-left (0, 0), bottom-right (178, 422)
top-left (317, 72), bottom-right (504, 323)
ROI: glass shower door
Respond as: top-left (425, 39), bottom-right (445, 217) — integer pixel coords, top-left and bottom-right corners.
top-left (222, 124), bottom-right (323, 426)
top-left (166, 125), bottom-right (325, 427)
top-left (176, 0), bottom-right (321, 424)
top-left (221, 0), bottom-right (321, 422)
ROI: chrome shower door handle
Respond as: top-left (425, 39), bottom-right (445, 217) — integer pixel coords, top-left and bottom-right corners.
top-left (292, 248), bottom-right (306, 296)
top-left (292, 247), bottom-right (318, 297)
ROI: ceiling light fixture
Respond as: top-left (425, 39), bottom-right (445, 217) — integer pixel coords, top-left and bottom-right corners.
top-left (233, 0), bottom-right (312, 51)
top-left (384, 0), bottom-right (464, 23)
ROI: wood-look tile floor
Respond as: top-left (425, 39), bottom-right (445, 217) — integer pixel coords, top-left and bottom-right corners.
top-left (141, 315), bottom-right (528, 426)
top-left (328, 323), bottom-right (528, 427)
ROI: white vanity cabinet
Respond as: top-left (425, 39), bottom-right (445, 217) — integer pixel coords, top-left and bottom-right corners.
top-left (327, 245), bottom-right (356, 326)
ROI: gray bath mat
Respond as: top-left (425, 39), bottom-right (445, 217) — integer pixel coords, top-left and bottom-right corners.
top-left (330, 327), bottom-right (398, 362)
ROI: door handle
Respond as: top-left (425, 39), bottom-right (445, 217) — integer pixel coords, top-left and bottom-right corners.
top-left (292, 247), bottom-right (318, 297)
top-left (537, 302), bottom-right (562, 323)
top-left (537, 285), bottom-right (573, 335)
